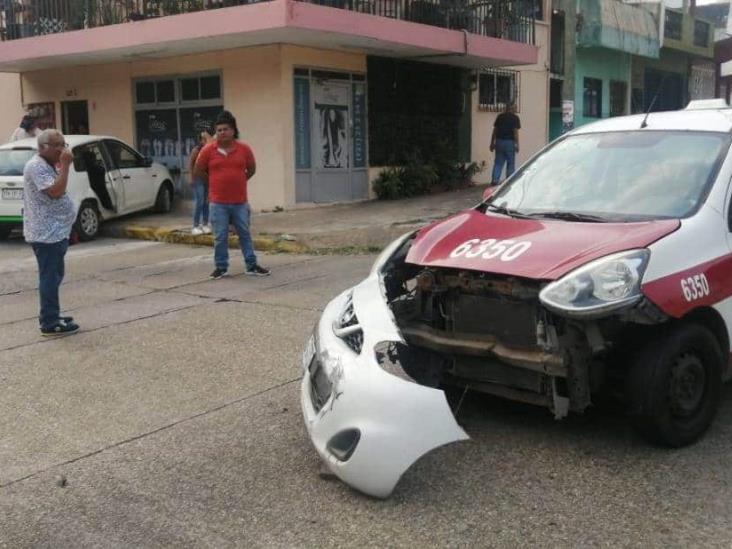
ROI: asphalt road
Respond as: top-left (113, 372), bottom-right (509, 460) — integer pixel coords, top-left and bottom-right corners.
top-left (2, 237), bottom-right (732, 547)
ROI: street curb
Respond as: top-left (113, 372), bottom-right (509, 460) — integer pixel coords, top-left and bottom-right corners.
top-left (119, 225), bottom-right (310, 254)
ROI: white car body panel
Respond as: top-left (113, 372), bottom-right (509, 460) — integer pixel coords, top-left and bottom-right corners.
top-left (301, 273), bottom-right (468, 499)
top-left (0, 135), bottom-right (171, 230)
top-left (644, 206), bottom-right (729, 283)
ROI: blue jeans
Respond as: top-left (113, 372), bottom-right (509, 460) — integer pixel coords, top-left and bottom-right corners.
top-left (31, 239), bottom-right (68, 330)
top-left (491, 139), bottom-right (516, 183)
top-left (192, 179), bottom-right (209, 226)
top-left (210, 202), bottom-right (257, 270)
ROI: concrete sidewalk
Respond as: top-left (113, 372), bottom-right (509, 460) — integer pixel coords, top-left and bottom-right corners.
top-left (101, 184), bottom-right (487, 253)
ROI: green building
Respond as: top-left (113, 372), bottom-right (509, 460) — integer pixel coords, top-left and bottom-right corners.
top-left (550, 0), bottom-right (713, 141)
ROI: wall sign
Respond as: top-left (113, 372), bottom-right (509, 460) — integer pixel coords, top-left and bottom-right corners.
top-left (135, 109), bottom-right (179, 169)
top-left (561, 100), bottom-right (574, 134)
top-left (352, 82), bottom-right (366, 168)
top-left (294, 78), bottom-right (311, 170)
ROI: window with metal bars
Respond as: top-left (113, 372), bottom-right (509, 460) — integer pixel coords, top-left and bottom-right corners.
top-left (478, 69), bottom-right (520, 112)
top-left (583, 77), bottom-right (602, 118)
top-left (694, 20), bottom-right (710, 48)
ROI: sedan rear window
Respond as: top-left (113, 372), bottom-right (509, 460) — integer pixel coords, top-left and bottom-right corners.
top-left (491, 131), bottom-right (731, 221)
top-left (0, 149), bottom-right (35, 176)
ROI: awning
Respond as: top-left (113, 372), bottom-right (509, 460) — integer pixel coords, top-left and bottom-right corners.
top-left (578, 0), bottom-right (660, 58)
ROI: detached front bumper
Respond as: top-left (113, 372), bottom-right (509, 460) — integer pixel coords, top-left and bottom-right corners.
top-left (300, 273), bottom-right (468, 498)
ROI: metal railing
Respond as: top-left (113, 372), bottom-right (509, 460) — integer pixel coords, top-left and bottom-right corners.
top-left (0, 0), bottom-right (534, 44)
top-left (0, 0), bottom-right (269, 38)
top-left (303, 0), bottom-right (535, 43)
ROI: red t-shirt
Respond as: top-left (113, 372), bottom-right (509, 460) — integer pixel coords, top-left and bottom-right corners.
top-left (195, 141), bottom-right (256, 204)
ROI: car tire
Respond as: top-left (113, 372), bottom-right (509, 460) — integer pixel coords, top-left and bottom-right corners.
top-left (154, 183), bottom-right (173, 213)
top-left (625, 322), bottom-right (723, 448)
top-left (0, 225), bottom-right (12, 240)
top-left (74, 201), bottom-right (100, 241)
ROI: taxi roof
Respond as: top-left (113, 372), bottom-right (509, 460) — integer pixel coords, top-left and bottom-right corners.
top-left (0, 135), bottom-right (117, 150)
top-left (571, 106), bottom-right (732, 135)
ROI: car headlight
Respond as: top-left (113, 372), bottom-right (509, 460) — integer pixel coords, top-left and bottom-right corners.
top-left (539, 249), bottom-right (650, 317)
top-left (369, 231), bottom-right (415, 276)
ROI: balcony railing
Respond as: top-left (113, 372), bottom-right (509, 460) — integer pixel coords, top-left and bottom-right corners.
top-left (302, 0), bottom-right (535, 43)
top-left (0, 0), bottom-right (535, 44)
top-left (0, 0), bottom-right (269, 39)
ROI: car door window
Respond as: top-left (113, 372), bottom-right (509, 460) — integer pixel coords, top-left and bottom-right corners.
top-left (73, 142), bottom-right (107, 172)
top-left (105, 140), bottom-right (146, 170)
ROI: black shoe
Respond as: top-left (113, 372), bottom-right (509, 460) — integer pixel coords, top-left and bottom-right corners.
top-left (41, 322), bottom-right (79, 337)
top-left (209, 268), bottom-right (228, 280)
top-left (246, 264), bottom-right (271, 276)
top-left (60, 316), bottom-right (74, 324)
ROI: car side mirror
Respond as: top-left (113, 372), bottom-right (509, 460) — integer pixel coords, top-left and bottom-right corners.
top-left (143, 157), bottom-right (153, 168)
top-left (482, 185), bottom-right (497, 201)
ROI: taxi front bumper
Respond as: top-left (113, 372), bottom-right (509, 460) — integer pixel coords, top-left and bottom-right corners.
top-left (300, 272), bottom-right (468, 498)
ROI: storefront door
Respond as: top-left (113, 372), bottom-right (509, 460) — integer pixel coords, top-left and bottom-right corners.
top-left (294, 70), bottom-right (369, 203)
top-left (312, 80), bottom-right (350, 201)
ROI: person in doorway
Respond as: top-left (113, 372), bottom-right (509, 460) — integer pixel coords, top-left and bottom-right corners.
top-left (189, 130), bottom-right (214, 236)
top-left (23, 129), bottom-right (80, 336)
top-left (9, 115), bottom-right (40, 142)
top-left (489, 102), bottom-right (521, 185)
top-left (194, 111), bottom-right (270, 279)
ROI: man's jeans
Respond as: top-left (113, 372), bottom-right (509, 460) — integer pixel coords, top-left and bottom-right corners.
top-left (192, 180), bottom-right (209, 226)
top-left (491, 138), bottom-right (516, 183)
top-left (31, 238), bottom-right (68, 330)
top-left (210, 202), bottom-right (257, 270)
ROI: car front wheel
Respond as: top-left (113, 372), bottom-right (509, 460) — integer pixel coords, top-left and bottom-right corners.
top-left (626, 323), bottom-right (723, 447)
top-left (75, 202), bottom-right (100, 241)
top-left (154, 183), bottom-right (173, 213)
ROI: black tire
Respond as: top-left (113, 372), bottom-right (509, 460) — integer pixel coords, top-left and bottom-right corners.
top-left (625, 323), bottom-right (723, 447)
top-left (154, 183), bottom-right (173, 213)
top-left (74, 202), bottom-right (100, 241)
top-left (0, 225), bottom-right (12, 240)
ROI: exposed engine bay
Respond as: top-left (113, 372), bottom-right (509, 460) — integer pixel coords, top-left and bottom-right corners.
top-left (380, 237), bottom-right (669, 418)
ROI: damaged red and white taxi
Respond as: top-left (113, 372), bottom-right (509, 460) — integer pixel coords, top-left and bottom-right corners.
top-left (300, 100), bottom-right (732, 497)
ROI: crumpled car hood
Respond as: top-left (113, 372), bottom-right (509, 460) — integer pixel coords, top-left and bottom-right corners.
top-left (406, 209), bottom-right (680, 280)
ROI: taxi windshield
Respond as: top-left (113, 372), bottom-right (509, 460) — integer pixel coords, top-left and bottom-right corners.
top-left (489, 131), bottom-right (731, 222)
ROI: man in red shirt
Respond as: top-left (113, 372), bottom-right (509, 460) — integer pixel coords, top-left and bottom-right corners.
top-left (194, 111), bottom-right (270, 279)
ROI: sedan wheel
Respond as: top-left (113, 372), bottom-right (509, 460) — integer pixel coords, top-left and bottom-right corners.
top-left (626, 323), bottom-right (722, 447)
top-left (75, 203), bottom-right (100, 241)
top-left (154, 184), bottom-right (173, 213)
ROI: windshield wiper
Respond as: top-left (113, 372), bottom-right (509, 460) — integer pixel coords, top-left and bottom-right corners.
top-left (528, 211), bottom-right (607, 223)
top-left (485, 203), bottom-right (532, 219)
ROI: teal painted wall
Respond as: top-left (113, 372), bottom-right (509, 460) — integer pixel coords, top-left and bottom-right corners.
top-left (549, 110), bottom-right (563, 141)
top-left (574, 48), bottom-right (631, 129)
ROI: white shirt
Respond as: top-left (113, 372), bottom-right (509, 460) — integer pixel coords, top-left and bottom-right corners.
top-left (22, 155), bottom-right (77, 243)
top-left (9, 127), bottom-right (40, 142)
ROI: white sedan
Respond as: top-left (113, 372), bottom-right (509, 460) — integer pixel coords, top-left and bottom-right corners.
top-left (0, 135), bottom-right (175, 240)
top-left (301, 99), bottom-right (732, 498)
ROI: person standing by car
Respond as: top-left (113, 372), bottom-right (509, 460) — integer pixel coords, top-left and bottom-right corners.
top-left (9, 115), bottom-right (40, 142)
top-left (194, 111), bottom-right (270, 279)
top-left (489, 102), bottom-right (521, 185)
top-left (189, 130), bottom-right (214, 236)
top-left (23, 129), bottom-right (79, 336)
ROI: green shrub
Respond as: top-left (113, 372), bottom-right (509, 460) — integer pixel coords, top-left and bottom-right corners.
top-left (373, 166), bottom-right (407, 200)
top-left (373, 148), bottom-right (483, 200)
top-left (401, 150), bottom-right (438, 197)
top-left (454, 160), bottom-right (486, 186)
